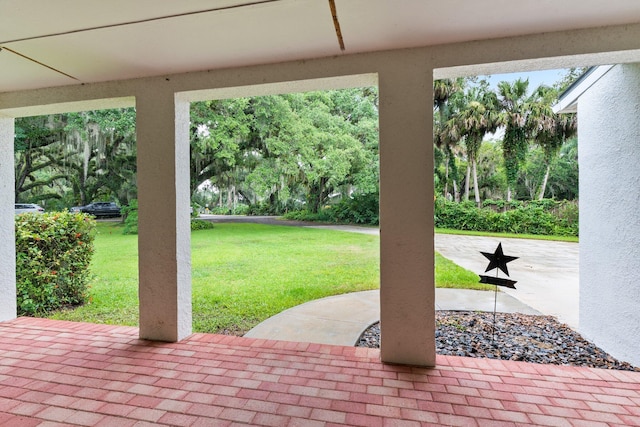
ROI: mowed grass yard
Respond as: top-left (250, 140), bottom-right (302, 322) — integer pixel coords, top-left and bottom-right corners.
top-left (49, 221), bottom-right (489, 335)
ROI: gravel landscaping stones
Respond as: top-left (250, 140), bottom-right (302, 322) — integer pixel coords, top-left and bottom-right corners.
top-left (356, 311), bottom-right (640, 372)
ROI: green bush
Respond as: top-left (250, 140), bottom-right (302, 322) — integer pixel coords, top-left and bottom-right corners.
top-left (208, 204), bottom-right (250, 215)
top-left (231, 204), bottom-right (249, 215)
top-left (190, 219), bottom-right (215, 231)
top-left (15, 212), bottom-right (96, 316)
top-left (122, 199), bottom-right (138, 235)
top-left (553, 201), bottom-right (579, 236)
top-left (282, 193), bottom-right (379, 226)
top-left (283, 209), bottom-right (333, 222)
top-left (435, 198), bottom-right (578, 237)
top-left (247, 199), bottom-right (306, 216)
top-left (330, 193), bottom-right (379, 225)
top-left (435, 199), bottom-right (489, 231)
top-left (247, 201), bottom-right (283, 216)
top-left (210, 206), bottom-right (232, 215)
top-left (191, 203), bottom-right (200, 218)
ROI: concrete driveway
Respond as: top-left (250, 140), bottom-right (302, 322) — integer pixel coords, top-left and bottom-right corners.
top-left (435, 234), bottom-right (579, 329)
top-left (306, 225), bottom-right (580, 328)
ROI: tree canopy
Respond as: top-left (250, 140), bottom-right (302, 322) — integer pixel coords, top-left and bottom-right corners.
top-left (14, 70), bottom-right (580, 220)
top-left (433, 71), bottom-right (578, 204)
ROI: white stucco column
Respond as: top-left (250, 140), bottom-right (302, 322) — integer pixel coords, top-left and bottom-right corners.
top-left (579, 64), bottom-right (640, 367)
top-left (378, 62), bottom-right (435, 366)
top-left (0, 116), bottom-right (16, 321)
top-left (136, 90), bottom-right (192, 342)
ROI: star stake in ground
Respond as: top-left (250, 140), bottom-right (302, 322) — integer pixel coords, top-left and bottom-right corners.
top-left (478, 242), bottom-right (520, 342)
top-left (479, 242), bottom-right (519, 289)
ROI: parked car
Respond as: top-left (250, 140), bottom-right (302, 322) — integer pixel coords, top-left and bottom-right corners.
top-left (15, 203), bottom-right (45, 215)
top-left (70, 202), bottom-right (121, 218)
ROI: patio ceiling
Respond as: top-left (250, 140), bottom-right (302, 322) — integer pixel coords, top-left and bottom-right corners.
top-left (2, 0), bottom-right (640, 93)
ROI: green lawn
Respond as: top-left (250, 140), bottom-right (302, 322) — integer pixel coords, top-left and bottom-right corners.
top-left (49, 222), bottom-right (487, 334)
top-left (435, 252), bottom-right (492, 290)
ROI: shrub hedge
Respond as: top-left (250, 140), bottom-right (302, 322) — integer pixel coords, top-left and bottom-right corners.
top-left (15, 212), bottom-right (96, 316)
top-left (209, 205), bottom-right (249, 215)
top-left (281, 196), bottom-right (577, 237)
top-left (283, 192), bottom-right (380, 225)
top-left (330, 193), bottom-right (379, 225)
top-left (190, 219), bottom-right (215, 231)
top-left (434, 198), bottom-right (578, 237)
top-left (122, 199), bottom-right (138, 235)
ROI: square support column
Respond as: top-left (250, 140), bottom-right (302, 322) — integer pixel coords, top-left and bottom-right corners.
top-left (136, 91), bottom-right (192, 341)
top-left (0, 116), bottom-right (16, 321)
top-left (378, 63), bottom-right (435, 366)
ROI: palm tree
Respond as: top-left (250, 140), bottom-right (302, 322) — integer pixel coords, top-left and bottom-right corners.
top-left (433, 78), bottom-right (464, 200)
top-left (528, 85), bottom-right (577, 199)
top-left (434, 79), bottom-right (462, 113)
top-left (456, 84), bottom-right (500, 206)
top-left (497, 79), bottom-right (532, 201)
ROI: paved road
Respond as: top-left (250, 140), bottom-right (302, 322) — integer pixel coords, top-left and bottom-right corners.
top-left (202, 215), bottom-right (580, 328)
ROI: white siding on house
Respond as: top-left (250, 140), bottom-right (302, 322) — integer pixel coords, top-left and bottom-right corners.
top-left (579, 63), bottom-right (640, 367)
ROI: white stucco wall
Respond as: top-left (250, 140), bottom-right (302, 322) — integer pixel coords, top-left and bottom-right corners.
top-left (579, 63), bottom-right (640, 367)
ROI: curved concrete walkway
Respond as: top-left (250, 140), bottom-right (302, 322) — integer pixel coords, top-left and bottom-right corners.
top-left (244, 288), bottom-right (541, 346)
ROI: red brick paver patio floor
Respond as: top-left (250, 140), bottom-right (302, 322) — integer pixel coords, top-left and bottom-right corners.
top-left (0, 318), bottom-right (639, 426)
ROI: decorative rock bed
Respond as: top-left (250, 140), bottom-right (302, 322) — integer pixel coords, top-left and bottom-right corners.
top-left (356, 311), bottom-right (640, 372)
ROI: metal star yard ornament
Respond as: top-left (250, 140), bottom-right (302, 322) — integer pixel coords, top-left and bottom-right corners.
top-left (477, 242), bottom-right (520, 342)
top-left (481, 242), bottom-right (518, 276)
top-left (479, 243), bottom-right (519, 289)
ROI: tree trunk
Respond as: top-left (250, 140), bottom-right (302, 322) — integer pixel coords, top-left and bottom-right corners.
top-left (443, 152), bottom-right (450, 198)
top-left (308, 178), bottom-right (329, 213)
top-left (464, 164), bottom-right (471, 201)
top-left (472, 160), bottom-right (481, 208)
top-left (538, 164), bottom-right (551, 200)
top-left (233, 185), bottom-right (237, 210)
top-left (506, 186), bottom-right (512, 203)
top-left (227, 188), bottom-right (233, 210)
top-left (524, 177), bottom-right (536, 200)
top-left (453, 179), bottom-right (459, 203)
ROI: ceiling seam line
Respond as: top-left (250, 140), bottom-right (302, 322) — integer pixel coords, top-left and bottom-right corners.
top-left (328, 0), bottom-right (345, 51)
top-left (0, 0), bottom-right (284, 44)
top-left (0, 46), bottom-right (79, 81)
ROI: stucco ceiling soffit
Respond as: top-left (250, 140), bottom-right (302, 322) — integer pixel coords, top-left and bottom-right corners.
top-left (0, 0), bottom-right (282, 44)
top-left (3, 0), bottom-right (640, 93)
top-left (0, 46), bottom-right (78, 81)
top-left (0, 0), bottom-right (341, 92)
top-left (0, 46), bottom-right (76, 92)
